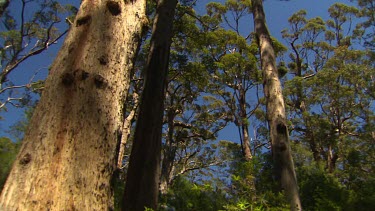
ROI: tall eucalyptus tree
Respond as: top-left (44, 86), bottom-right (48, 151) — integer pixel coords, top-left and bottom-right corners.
top-left (251, 0), bottom-right (301, 210)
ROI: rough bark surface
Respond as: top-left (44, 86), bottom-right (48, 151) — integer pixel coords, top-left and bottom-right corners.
top-left (251, 0), bottom-right (302, 210)
top-left (122, 0), bottom-right (177, 210)
top-left (0, 0), bottom-right (146, 210)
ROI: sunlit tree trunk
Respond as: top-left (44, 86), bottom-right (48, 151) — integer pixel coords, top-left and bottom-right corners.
top-left (251, 0), bottom-right (301, 210)
top-left (0, 0), bottom-right (146, 210)
top-left (122, 0), bottom-right (177, 210)
top-left (117, 92), bottom-right (139, 169)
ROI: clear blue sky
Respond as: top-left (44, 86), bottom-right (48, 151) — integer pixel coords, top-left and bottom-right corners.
top-left (0, 0), bottom-right (355, 140)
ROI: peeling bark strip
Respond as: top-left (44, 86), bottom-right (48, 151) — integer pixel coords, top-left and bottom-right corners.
top-left (251, 0), bottom-right (301, 210)
top-left (123, 0), bottom-right (178, 210)
top-left (0, 0), bottom-right (146, 210)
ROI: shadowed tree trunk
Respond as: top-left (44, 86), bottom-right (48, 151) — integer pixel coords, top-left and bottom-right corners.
top-left (159, 107), bottom-right (178, 195)
top-left (251, 0), bottom-right (301, 210)
top-left (122, 0), bottom-right (177, 210)
top-left (0, 0), bottom-right (146, 210)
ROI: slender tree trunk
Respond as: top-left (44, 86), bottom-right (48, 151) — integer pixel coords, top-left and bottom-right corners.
top-left (251, 0), bottom-right (301, 210)
top-left (239, 86), bottom-right (253, 161)
top-left (160, 109), bottom-right (177, 195)
top-left (122, 0), bottom-right (177, 210)
top-left (0, 0), bottom-right (146, 210)
top-left (117, 92), bottom-right (139, 169)
top-left (327, 145), bottom-right (338, 173)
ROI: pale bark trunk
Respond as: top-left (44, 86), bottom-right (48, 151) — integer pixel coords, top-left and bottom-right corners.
top-left (122, 0), bottom-right (177, 210)
top-left (0, 0), bottom-right (146, 210)
top-left (252, 0), bottom-right (301, 210)
top-left (117, 92), bottom-right (139, 169)
top-left (239, 86), bottom-right (253, 161)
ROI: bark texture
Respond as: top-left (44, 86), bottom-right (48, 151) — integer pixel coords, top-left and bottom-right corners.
top-left (122, 0), bottom-right (177, 210)
top-left (117, 92), bottom-right (139, 169)
top-left (0, 0), bottom-right (146, 210)
top-left (251, 0), bottom-right (301, 210)
top-left (239, 86), bottom-right (253, 160)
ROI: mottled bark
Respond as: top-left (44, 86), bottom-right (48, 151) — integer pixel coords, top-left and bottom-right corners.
top-left (239, 86), bottom-right (253, 161)
top-left (0, 0), bottom-right (146, 210)
top-left (122, 0), bottom-right (177, 210)
top-left (251, 0), bottom-right (301, 210)
top-left (117, 92), bottom-right (139, 169)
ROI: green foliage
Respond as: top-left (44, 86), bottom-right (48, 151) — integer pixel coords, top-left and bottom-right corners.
top-left (162, 176), bottom-right (226, 211)
top-left (0, 136), bottom-right (19, 190)
top-left (298, 164), bottom-right (351, 210)
top-left (112, 170), bottom-right (126, 211)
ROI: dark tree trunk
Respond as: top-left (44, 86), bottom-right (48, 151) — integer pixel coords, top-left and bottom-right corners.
top-left (122, 0), bottom-right (178, 210)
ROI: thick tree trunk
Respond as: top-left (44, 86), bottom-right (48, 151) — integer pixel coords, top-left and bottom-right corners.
top-left (122, 0), bottom-right (177, 210)
top-left (0, 0), bottom-right (146, 210)
top-left (251, 0), bottom-right (301, 210)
